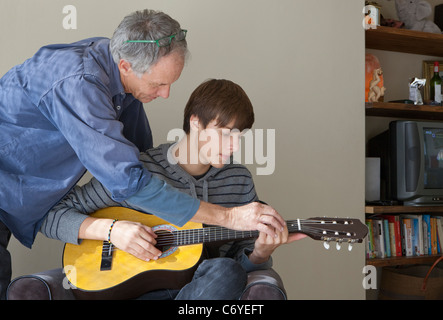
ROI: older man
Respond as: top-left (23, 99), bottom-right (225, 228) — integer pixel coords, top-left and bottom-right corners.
top-left (0, 10), bottom-right (284, 299)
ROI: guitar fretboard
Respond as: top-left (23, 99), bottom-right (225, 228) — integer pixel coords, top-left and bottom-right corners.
top-left (173, 227), bottom-right (259, 246)
top-left (157, 221), bottom-right (302, 247)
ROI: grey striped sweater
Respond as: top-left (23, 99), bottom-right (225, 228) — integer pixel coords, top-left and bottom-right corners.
top-left (41, 143), bottom-right (272, 272)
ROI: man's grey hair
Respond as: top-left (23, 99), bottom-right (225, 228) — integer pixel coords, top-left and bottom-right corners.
top-left (110, 9), bottom-right (188, 76)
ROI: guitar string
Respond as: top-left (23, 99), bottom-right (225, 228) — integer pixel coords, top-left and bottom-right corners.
top-left (153, 221), bottom-right (355, 238)
top-left (152, 220), bottom-right (354, 238)
top-left (104, 226), bottom-right (357, 252)
top-left (152, 221), bottom-right (352, 235)
top-left (104, 220), bottom-right (359, 250)
top-left (153, 225), bottom-right (356, 246)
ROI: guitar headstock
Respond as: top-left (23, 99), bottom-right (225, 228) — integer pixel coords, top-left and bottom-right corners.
top-left (296, 217), bottom-right (368, 251)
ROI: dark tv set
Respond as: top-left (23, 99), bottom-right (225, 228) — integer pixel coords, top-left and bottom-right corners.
top-left (368, 120), bottom-right (443, 206)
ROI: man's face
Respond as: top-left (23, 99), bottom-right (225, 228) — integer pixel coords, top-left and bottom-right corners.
top-left (119, 52), bottom-right (184, 103)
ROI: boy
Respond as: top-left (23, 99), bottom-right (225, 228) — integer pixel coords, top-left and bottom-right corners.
top-left (41, 79), bottom-right (304, 299)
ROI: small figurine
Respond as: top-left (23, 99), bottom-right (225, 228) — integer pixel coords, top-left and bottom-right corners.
top-left (365, 53), bottom-right (386, 102)
top-left (368, 68), bottom-right (386, 102)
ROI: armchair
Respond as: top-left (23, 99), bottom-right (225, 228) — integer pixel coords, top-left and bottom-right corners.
top-left (7, 267), bottom-right (286, 300)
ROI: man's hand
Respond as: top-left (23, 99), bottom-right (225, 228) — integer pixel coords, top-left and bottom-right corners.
top-left (192, 201), bottom-right (286, 238)
top-left (227, 202), bottom-right (286, 238)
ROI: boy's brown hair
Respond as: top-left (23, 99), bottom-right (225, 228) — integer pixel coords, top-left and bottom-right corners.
top-left (183, 79), bottom-right (255, 133)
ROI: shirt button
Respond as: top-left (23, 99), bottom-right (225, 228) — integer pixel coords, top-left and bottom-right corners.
top-left (116, 105), bottom-right (121, 110)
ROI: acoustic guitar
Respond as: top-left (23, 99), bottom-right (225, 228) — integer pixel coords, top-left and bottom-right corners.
top-left (62, 207), bottom-right (368, 299)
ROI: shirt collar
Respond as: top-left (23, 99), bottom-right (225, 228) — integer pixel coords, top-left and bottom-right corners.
top-left (106, 43), bottom-right (126, 97)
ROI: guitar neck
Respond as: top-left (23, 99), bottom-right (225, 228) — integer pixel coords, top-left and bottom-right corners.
top-left (155, 217), bottom-right (366, 248)
top-left (169, 220), bottom-right (301, 246)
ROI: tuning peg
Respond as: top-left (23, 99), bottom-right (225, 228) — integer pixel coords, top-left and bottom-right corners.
top-left (336, 242), bottom-right (341, 250)
top-left (323, 241), bottom-right (330, 250)
top-left (348, 243), bottom-right (353, 251)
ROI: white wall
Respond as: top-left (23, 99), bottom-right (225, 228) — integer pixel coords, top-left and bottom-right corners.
top-left (1, 0), bottom-right (366, 299)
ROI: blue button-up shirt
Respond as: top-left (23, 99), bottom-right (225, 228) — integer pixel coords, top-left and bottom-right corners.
top-left (0, 38), bottom-right (154, 247)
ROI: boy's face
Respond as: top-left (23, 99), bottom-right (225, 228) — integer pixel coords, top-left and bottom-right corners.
top-left (195, 118), bottom-right (243, 168)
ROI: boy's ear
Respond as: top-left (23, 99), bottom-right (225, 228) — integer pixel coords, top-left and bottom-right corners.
top-left (190, 115), bottom-right (200, 130)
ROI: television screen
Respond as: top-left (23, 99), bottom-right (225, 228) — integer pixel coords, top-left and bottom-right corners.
top-left (423, 127), bottom-right (443, 189)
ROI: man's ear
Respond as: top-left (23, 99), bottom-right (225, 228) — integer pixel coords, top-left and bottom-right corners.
top-left (190, 115), bottom-right (200, 131)
top-left (118, 59), bottom-right (132, 75)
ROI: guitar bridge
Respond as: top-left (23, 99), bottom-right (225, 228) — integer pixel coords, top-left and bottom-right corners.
top-left (100, 241), bottom-right (114, 271)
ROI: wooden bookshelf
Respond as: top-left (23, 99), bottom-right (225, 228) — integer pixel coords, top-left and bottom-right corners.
top-left (365, 205), bottom-right (443, 215)
top-left (366, 26), bottom-right (443, 57)
top-left (365, 205), bottom-right (443, 267)
top-left (367, 254), bottom-right (442, 267)
top-left (366, 102), bottom-right (443, 120)
top-left (364, 27), bottom-right (443, 269)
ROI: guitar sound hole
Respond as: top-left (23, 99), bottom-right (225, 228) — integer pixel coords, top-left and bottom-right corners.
top-left (153, 227), bottom-right (177, 258)
top-left (155, 244), bottom-right (172, 253)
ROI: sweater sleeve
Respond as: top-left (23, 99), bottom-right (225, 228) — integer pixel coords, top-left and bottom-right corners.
top-left (40, 177), bottom-right (123, 244)
top-left (41, 174), bottom-right (200, 244)
top-left (219, 240), bottom-right (273, 273)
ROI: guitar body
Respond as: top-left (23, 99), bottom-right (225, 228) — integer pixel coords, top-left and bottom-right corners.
top-left (63, 207), bottom-right (203, 300)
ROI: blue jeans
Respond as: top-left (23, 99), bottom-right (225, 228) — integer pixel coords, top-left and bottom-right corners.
top-left (0, 220), bottom-right (11, 300)
top-left (137, 258), bottom-right (247, 300)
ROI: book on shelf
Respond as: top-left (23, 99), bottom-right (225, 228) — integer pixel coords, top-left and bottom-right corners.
top-left (366, 214), bottom-right (443, 259)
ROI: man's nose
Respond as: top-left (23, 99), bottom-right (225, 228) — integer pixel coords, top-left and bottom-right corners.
top-left (157, 85), bottom-right (171, 99)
